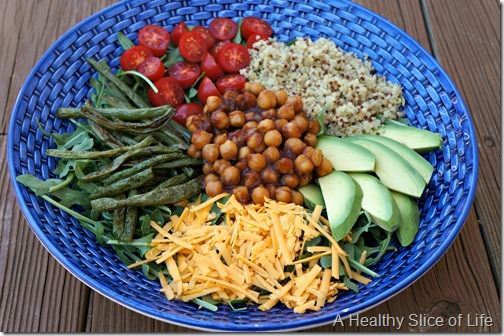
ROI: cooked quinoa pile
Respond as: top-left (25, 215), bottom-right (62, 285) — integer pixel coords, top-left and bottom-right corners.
top-left (240, 38), bottom-right (404, 137)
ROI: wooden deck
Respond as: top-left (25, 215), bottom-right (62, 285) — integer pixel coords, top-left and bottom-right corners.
top-left (0, 0), bottom-right (500, 332)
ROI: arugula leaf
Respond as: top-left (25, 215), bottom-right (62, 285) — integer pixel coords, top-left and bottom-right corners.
top-left (50, 188), bottom-right (91, 209)
top-left (139, 215), bottom-right (153, 237)
top-left (286, 39), bottom-right (297, 46)
top-left (163, 46), bottom-right (184, 68)
top-left (304, 236), bottom-right (321, 248)
top-left (316, 109), bottom-right (327, 136)
top-left (210, 195), bottom-right (229, 225)
top-left (320, 255), bottom-right (332, 268)
top-left (232, 20), bottom-right (243, 44)
top-left (343, 276), bottom-right (359, 293)
top-left (192, 298), bottom-right (218, 312)
top-left (16, 174), bottom-right (62, 196)
top-left (117, 32), bottom-right (135, 50)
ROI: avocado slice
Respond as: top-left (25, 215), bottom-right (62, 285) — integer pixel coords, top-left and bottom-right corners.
top-left (349, 134), bottom-right (434, 183)
top-left (391, 191), bottom-right (420, 247)
top-left (299, 184), bottom-right (325, 209)
top-left (379, 122), bottom-right (442, 152)
top-left (318, 171), bottom-right (363, 241)
top-left (317, 136), bottom-right (375, 172)
top-left (346, 138), bottom-right (426, 198)
top-left (349, 173), bottom-right (400, 232)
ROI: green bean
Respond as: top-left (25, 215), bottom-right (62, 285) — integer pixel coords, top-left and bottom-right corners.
top-left (88, 121), bottom-right (123, 149)
top-left (101, 94), bottom-right (134, 108)
top-left (167, 120), bottom-right (191, 143)
top-left (121, 190), bottom-right (138, 242)
top-left (47, 136), bottom-right (153, 159)
top-left (90, 168), bottom-right (155, 199)
top-left (111, 132), bottom-right (138, 146)
top-left (154, 158), bottom-right (203, 170)
top-left (152, 131), bottom-right (178, 146)
top-left (91, 177), bottom-right (202, 212)
top-left (57, 106), bottom-right (170, 121)
top-left (156, 173), bottom-right (190, 190)
top-left (112, 194), bottom-right (126, 238)
top-left (88, 58), bottom-right (149, 108)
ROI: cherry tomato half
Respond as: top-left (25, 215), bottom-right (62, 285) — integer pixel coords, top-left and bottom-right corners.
top-left (241, 17), bottom-right (273, 40)
top-left (174, 103), bottom-right (203, 125)
top-left (168, 61), bottom-right (202, 89)
top-left (246, 33), bottom-right (268, 49)
top-left (179, 32), bottom-right (207, 62)
top-left (200, 53), bottom-right (224, 81)
top-left (216, 74), bottom-right (246, 92)
top-left (148, 77), bottom-right (185, 107)
top-left (197, 77), bottom-right (221, 104)
top-left (210, 40), bottom-right (231, 57)
top-left (137, 56), bottom-right (165, 81)
top-left (138, 25), bottom-right (170, 56)
top-left (209, 18), bottom-right (238, 41)
top-left (120, 45), bottom-right (153, 70)
top-left (192, 26), bottom-right (216, 50)
top-left (216, 42), bottom-right (250, 73)
top-left (171, 22), bottom-right (189, 47)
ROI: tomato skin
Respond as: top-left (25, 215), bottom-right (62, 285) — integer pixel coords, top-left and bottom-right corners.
top-left (192, 26), bottom-right (216, 50)
top-left (210, 40), bottom-right (231, 57)
top-left (216, 42), bottom-right (250, 73)
top-left (138, 25), bottom-right (170, 56)
top-left (241, 17), bottom-right (273, 40)
top-left (246, 33), bottom-right (268, 49)
top-left (168, 61), bottom-right (202, 89)
top-left (197, 77), bottom-right (221, 104)
top-left (120, 46), bottom-right (153, 70)
top-left (148, 77), bottom-right (185, 108)
top-left (179, 32), bottom-right (207, 62)
top-left (200, 53), bottom-right (224, 81)
top-left (174, 103), bottom-right (203, 125)
top-left (216, 74), bottom-right (246, 92)
top-left (171, 22), bottom-right (189, 47)
top-left (209, 18), bottom-right (238, 41)
top-left (137, 56), bottom-right (165, 81)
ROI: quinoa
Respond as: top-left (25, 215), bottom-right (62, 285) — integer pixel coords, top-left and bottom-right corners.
top-left (240, 38), bottom-right (405, 137)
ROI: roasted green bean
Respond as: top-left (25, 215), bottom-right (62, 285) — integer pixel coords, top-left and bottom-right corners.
top-left (112, 194), bottom-right (126, 238)
top-left (90, 168), bottom-right (155, 199)
top-left (88, 121), bottom-right (123, 149)
top-left (121, 190), bottom-right (138, 242)
top-left (154, 158), bottom-right (203, 170)
top-left (57, 106), bottom-right (171, 121)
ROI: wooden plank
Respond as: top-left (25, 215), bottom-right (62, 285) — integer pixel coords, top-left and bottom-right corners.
top-left (424, 0), bottom-right (501, 287)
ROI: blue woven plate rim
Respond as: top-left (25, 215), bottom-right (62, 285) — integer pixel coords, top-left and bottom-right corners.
top-left (7, 0), bottom-right (479, 331)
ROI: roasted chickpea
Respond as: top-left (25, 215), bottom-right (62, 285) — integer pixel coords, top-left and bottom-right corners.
top-left (202, 144), bottom-right (219, 163)
top-left (265, 184), bottom-right (277, 198)
top-left (286, 95), bottom-right (303, 112)
top-left (221, 166), bottom-right (241, 186)
top-left (254, 141), bottom-right (267, 153)
top-left (219, 140), bottom-right (238, 161)
top-left (316, 158), bottom-right (333, 177)
top-left (205, 173), bottom-right (219, 184)
top-left (247, 132), bottom-right (264, 151)
top-left (206, 96), bottom-right (223, 112)
top-left (235, 159), bottom-right (247, 171)
top-left (276, 157), bottom-right (294, 174)
top-left (293, 115), bottom-right (309, 133)
top-left (291, 190), bottom-right (304, 206)
top-left (244, 82), bottom-right (265, 96)
top-left (186, 115), bottom-right (199, 133)
top-left (187, 144), bottom-right (201, 158)
top-left (247, 153), bottom-right (267, 172)
top-left (282, 122), bottom-right (302, 139)
top-left (238, 146), bottom-right (252, 160)
top-left (229, 110), bottom-right (245, 127)
top-left (210, 110), bottom-right (229, 129)
top-left (303, 133), bottom-right (318, 147)
top-left (233, 186), bottom-right (250, 204)
top-left (261, 109), bottom-right (277, 119)
top-left (257, 90), bottom-right (277, 110)
top-left (295, 154), bottom-right (315, 174)
top-left (236, 92), bottom-right (257, 111)
top-left (263, 146), bottom-right (281, 162)
top-left (191, 129), bottom-right (213, 149)
top-left (308, 119), bottom-right (321, 134)
top-left (264, 129), bottom-right (282, 147)
top-left (281, 174), bottom-right (299, 189)
top-left (304, 147), bottom-right (323, 167)
top-left (243, 171), bottom-right (261, 189)
top-left (202, 162), bottom-right (214, 175)
top-left (257, 119), bottom-right (276, 133)
top-left (275, 186), bottom-right (292, 203)
top-left (275, 118), bottom-right (288, 131)
top-left (245, 112), bottom-right (256, 122)
top-left (251, 185), bottom-right (270, 205)
top-left (284, 138), bottom-right (307, 155)
top-left (299, 173), bottom-right (313, 186)
top-left (223, 90), bottom-right (239, 102)
top-left (261, 168), bottom-right (279, 184)
top-left (229, 129), bottom-right (246, 147)
top-left (243, 121), bottom-right (258, 130)
top-left (277, 104), bottom-right (295, 120)
top-left (214, 159), bottom-right (231, 176)
top-left (275, 90), bottom-right (288, 106)
top-left (205, 180), bottom-right (224, 197)
top-left (213, 133), bottom-right (228, 145)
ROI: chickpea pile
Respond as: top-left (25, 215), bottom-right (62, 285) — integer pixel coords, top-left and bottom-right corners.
top-left (186, 82), bottom-right (334, 205)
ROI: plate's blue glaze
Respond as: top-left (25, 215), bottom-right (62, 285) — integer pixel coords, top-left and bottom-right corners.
top-left (7, 0), bottom-right (478, 331)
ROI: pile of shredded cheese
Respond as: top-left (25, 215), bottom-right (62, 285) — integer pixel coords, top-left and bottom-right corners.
top-left (129, 194), bottom-right (371, 313)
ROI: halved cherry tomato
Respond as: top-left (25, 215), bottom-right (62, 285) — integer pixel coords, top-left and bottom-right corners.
top-left (179, 32), bottom-right (207, 62)
top-left (137, 56), bottom-right (165, 81)
top-left (241, 17), bottom-right (273, 40)
top-left (148, 77), bottom-right (185, 107)
top-left (171, 22), bottom-right (189, 47)
top-left (197, 77), bottom-right (221, 104)
top-left (120, 45), bottom-right (153, 70)
top-left (138, 25), bottom-right (170, 56)
top-left (246, 33), bottom-right (268, 49)
top-left (192, 26), bottom-right (216, 50)
top-left (168, 61), bottom-right (201, 89)
top-left (216, 42), bottom-right (250, 73)
top-left (209, 18), bottom-right (238, 41)
top-left (174, 103), bottom-right (203, 125)
top-left (200, 53), bottom-right (224, 81)
top-left (216, 74), bottom-right (246, 92)
top-left (210, 40), bottom-right (231, 57)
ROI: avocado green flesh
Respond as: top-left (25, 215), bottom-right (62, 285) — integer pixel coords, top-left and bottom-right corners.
top-left (299, 184), bottom-right (325, 209)
top-left (349, 173), bottom-right (400, 232)
top-left (380, 123), bottom-right (442, 153)
top-left (391, 191), bottom-right (420, 247)
top-left (316, 136), bottom-right (375, 172)
top-left (349, 134), bottom-right (434, 183)
top-left (346, 138), bottom-right (426, 198)
top-left (318, 171), bottom-right (363, 241)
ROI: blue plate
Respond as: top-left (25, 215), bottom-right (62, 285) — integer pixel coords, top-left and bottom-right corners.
top-left (7, 0), bottom-right (478, 331)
